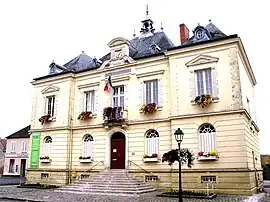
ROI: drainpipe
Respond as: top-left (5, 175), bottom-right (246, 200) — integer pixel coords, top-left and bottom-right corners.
top-left (252, 151), bottom-right (258, 192)
top-left (68, 77), bottom-right (75, 184)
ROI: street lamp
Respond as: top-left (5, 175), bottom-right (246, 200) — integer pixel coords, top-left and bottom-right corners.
top-left (174, 128), bottom-right (184, 202)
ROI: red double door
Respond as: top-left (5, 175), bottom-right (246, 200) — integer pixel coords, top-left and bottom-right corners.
top-left (110, 133), bottom-right (125, 169)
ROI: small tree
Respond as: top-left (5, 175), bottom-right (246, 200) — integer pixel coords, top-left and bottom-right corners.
top-left (162, 148), bottom-right (194, 168)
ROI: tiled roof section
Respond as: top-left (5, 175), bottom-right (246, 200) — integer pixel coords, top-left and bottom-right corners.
top-left (129, 31), bottom-right (175, 59)
top-left (63, 52), bottom-right (102, 72)
top-left (100, 31), bottom-right (175, 62)
top-left (185, 21), bottom-right (226, 45)
top-left (0, 139), bottom-right (6, 150)
top-left (5, 125), bottom-right (31, 139)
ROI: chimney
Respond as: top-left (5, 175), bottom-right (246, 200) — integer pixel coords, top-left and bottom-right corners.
top-left (180, 24), bottom-right (189, 44)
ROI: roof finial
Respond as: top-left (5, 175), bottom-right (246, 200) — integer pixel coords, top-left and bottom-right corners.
top-left (161, 22), bottom-right (163, 31)
top-left (209, 19), bottom-right (212, 23)
top-left (198, 23), bottom-right (200, 26)
top-left (133, 29), bottom-right (136, 37)
top-left (52, 60), bottom-right (54, 63)
top-left (146, 4), bottom-right (149, 16)
top-left (82, 50), bottom-right (85, 54)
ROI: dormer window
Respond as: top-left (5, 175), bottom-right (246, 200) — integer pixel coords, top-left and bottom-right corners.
top-left (150, 44), bottom-right (161, 54)
top-left (196, 29), bottom-right (204, 40)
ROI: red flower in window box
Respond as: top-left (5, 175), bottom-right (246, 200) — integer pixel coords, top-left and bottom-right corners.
top-left (152, 153), bottom-right (158, 158)
top-left (197, 151), bottom-right (204, 156)
top-left (39, 115), bottom-right (52, 125)
top-left (78, 111), bottom-right (92, 120)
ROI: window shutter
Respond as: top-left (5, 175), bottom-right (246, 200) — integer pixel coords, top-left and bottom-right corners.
top-left (94, 90), bottom-right (99, 115)
top-left (124, 84), bottom-right (128, 109)
top-left (42, 97), bottom-right (47, 115)
top-left (54, 95), bottom-right (58, 118)
top-left (156, 137), bottom-right (159, 154)
top-left (83, 142), bottom-right (88, 157)
top-left (79, 92), bottom-right (84, 112)
top-left (138, 81), bottom-right (144, 107)
top-left (189, 71), bottom-right (196, 100)
top-left (211, 68), bottom-right (218, 98)
top-left (89, 142), bottom-right (93, 157)
top-left (147, 138), bottom-right (150, 155)
top-left (158, 79), bottom-right (163, 107)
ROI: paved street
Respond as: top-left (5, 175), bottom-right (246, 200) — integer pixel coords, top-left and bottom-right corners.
top-left (0, 185), bottom-right (252, 202)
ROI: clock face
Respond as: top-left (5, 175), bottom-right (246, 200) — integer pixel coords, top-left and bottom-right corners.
top-left (115, 51), bottom-right (122, 59)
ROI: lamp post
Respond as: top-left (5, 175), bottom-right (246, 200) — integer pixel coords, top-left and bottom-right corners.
top-left (174, 128), bottom-right (184, 202)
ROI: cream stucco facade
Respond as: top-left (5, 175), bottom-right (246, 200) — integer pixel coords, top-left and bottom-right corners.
top-left (27, 23), bottom-right (262, 195)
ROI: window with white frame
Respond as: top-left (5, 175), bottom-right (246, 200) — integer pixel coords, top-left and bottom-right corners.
top-left (198, 124), bottom-right (216, 152)
top-left (83, 134), bottom-right (93, 157)
top-left (113, 85), bottom-right (124, 109)
top-left (11, 141), bottom-right (15, 152)
top-left (145, 129), bottom-right (159, 156)
top-left (84, 91), bottom-right (95, 112)
top-left (43, 136), bottom-right (52, 155)
top-left (46, 96), bottom-right (55, 117)
top-left (22, 141), bottom-right (27, 152)
top-left (195, 69), bottom-right (212, 95)
top-left (144, 80), bottom-right (158, 104)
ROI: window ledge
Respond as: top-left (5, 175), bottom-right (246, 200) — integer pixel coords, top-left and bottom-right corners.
top-left (191, 97), bottom-right (219, 105)
top-left (197, 156), bottom-right (217, 161)
top-left (79, 159), bottom-right (93, 163)
top-left (139, 106), bottom-right (163, 113)
top-left (40, 159), bottom-right (51, 163)
top-left (143, 157), bottom-right (159, 163)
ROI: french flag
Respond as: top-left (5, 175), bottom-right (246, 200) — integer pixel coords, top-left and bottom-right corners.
top-left (104, 76), bottom-right (114, 93)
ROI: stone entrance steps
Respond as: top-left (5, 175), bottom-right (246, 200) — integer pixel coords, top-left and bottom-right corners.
top-left (55, 169), bottom-right (155, 195)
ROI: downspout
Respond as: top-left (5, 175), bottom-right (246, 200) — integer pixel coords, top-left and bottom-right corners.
top-left (252, 151), bottom-right (258, 192)
top-left (68, 77), bottom-right (75, 184)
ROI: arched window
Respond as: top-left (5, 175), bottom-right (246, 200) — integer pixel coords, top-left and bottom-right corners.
top-left (198, 124), bottom-right (216, 152)
top-left (145, 129), bottom-right (159, 156)
top-left (44, 136), bottom-right (52, 155)
top-left (83, 134), bottom-right (93, 157)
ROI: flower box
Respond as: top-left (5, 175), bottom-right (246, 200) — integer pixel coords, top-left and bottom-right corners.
top-left (194, 94), bottom-right (213, 108)
top-left (140, 103), bottom-right (157, 113)
top-left (143, 157), bottom-right (159, 163)
top-left (78, 111), bottom-right (93, 120)
top-left (197, 156), bottom-right (217, 161)
top-left (79, 159), bottom-right (92, 163)
top-left (39, 115), bottom-right (53, 125)
top-left (79, 156), bottom-right (92, 163)
top-left (40, 159), bottom-right (51, 163)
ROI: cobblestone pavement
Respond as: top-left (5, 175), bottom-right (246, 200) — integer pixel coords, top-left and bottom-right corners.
top-left (0, 185), bottom-right (257, 202)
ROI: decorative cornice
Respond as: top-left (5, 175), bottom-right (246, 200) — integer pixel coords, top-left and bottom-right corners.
top-left (185, 54), bottom-right (219, 67)
top-left (41, 85), bottom-right (60, 94)
top-left (136, 69), bottom-right (165, 78)
top-left (77, 82), bottom-right (100, 89)
top-left (111, 75), bottom-right (130, 83)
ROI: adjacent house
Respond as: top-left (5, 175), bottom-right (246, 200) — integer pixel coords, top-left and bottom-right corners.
top-left (3, 126), bottom-right (30, 177)
top-left (27, 7), bottom-right (261, 195)
top-left (0, 138), bottom-right (7, 175)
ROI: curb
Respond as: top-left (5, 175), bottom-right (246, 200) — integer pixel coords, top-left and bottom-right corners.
top-left (0, 197), bottom-right (45, 202)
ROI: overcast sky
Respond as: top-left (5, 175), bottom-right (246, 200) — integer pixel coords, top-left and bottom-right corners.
top-left (0, 0), bottom-right (269, 153)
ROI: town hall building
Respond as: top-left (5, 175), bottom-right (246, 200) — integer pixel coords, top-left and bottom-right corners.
top-left (27, 7), bottom-right (262, 195)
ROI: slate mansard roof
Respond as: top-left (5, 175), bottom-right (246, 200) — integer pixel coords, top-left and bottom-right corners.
top-left (6, 125), bottom-right (31, 139)
top-left (35, 17), bottom-right (232, 80)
